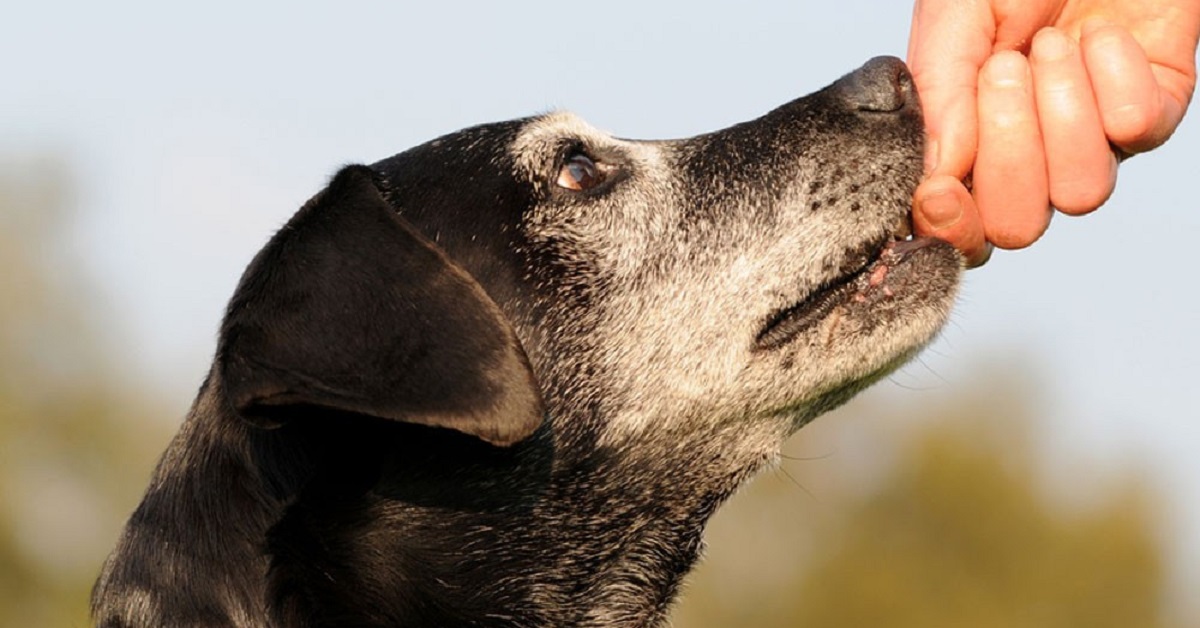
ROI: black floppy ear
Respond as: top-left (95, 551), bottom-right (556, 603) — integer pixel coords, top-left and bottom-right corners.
top-left (217, 165), bottom-right (543, 446)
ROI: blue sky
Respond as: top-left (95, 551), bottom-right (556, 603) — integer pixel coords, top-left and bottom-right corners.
top-left (5, 0), bottom-right (1198, 613)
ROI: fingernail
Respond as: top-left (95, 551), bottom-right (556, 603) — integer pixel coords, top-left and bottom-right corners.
top-left (982, 51), bottom-right (1029, 89)
top-left (919, 189), bottom-right (962, 230)
top-left (1032, 27), bottom-right (1074, 62)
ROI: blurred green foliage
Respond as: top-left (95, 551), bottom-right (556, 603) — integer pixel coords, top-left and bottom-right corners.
top-left (674, 388), bottom-right (1178, 627)
top-left (0, 158), bottom-right (1187, 627)
top-left (0, 160), bottom-right (172, 627)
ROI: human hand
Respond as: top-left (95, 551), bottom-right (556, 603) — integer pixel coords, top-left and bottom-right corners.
top-left (907, 0), bottom-right (1200, 266)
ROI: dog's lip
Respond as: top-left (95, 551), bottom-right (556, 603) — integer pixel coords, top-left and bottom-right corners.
top-left (752, 236), bottom-right (938, 351)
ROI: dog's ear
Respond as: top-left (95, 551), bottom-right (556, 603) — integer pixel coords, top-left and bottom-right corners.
top-left (217, 166), bottom-right (543, 447)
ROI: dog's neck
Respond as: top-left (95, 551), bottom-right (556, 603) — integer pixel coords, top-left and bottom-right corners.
top-left (524, 423), bottom-right (772, 627)
top-left (265, 409), bottom-right (774, 627)
top-left (96, 380), bottom-right (776, 628)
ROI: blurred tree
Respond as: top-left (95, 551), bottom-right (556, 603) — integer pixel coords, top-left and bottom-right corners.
top-left (0, 157), bottom-right (173, 627)
top-left (673, 385), bottom-right (1177, 627)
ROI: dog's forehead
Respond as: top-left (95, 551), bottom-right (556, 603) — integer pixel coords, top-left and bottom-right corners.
top-left (509, 111), bottom-right (669, 177)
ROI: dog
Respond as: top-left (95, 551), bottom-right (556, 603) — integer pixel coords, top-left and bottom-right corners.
top-left (92, 56), bottom-right (961, 627)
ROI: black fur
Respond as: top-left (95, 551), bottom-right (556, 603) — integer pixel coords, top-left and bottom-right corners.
top-left (219, 166), bottom-right (543, 446)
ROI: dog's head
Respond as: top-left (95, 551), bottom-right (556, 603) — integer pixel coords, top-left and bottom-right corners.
top-left (217, 57), bottom-right (961, 454)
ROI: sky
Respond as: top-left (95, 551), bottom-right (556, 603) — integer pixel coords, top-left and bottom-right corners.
top-left (4, 0), bottom-right (1198, 613)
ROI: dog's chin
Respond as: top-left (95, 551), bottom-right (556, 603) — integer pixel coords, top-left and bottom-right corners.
top-left (751, 231), bottom-right (961, 423)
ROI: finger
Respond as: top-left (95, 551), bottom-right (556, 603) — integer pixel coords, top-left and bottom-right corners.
top-left (974, 51), bottom-right (1052, 250)
top-left (1081, 19), bottom-right (1179, 153)
top-left (907, 0), bottom-right (994, 178)
top-left (1137, 3), bottom-right (1200, 118)
top-left (912, 175), bottom-right (990, 267)
top-left (1029, 27), bottom-right (1117, 215)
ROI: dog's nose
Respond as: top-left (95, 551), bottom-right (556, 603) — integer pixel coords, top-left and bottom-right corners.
top-left (833, 56), bottom-right (916, 113)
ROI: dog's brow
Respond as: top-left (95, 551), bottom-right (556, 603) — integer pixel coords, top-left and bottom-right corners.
top-left (509, 112), bottom-right (616, 176)
top-left (510, 111), bottom-right (668, 189)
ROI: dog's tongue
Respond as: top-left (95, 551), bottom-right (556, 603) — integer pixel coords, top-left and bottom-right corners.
top-left (889, 237), bottom-right (933, 257)
top-left (861, 237), bottom-right (937, 294)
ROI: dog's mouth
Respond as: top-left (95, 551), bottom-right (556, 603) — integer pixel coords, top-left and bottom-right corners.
top-left (753, 213), bottom-right (943, 351)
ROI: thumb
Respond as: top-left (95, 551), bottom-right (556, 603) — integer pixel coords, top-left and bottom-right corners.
top-left (907, 0), bottom-right (995, 178)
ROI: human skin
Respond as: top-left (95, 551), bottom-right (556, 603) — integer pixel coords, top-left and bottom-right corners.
top-left (908, 0), bottom-right (1200, 266)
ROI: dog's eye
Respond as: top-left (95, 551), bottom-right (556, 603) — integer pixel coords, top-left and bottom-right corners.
top-left (555, 153), bottom-right (606, 191)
